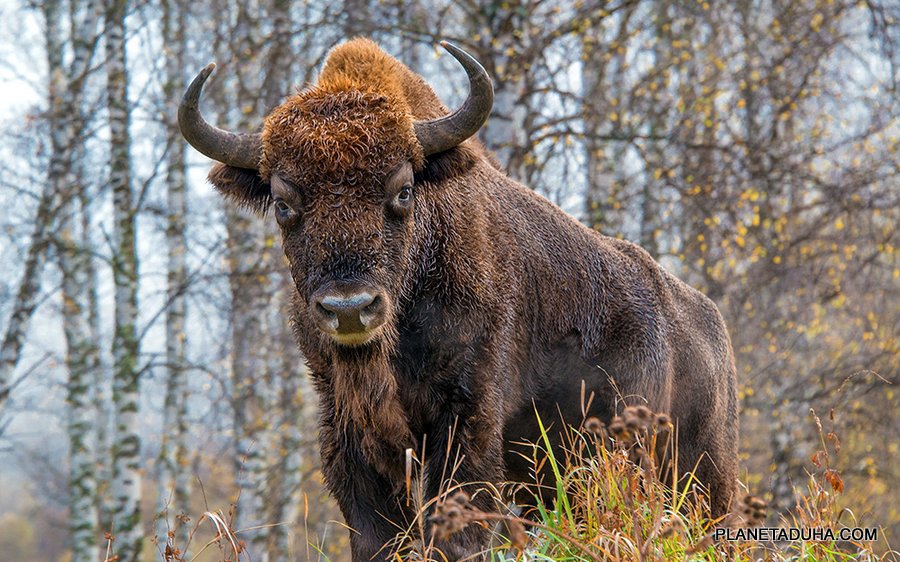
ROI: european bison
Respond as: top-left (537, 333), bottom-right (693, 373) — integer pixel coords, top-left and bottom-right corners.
top-left (179, 39), bottom-right (738, 561)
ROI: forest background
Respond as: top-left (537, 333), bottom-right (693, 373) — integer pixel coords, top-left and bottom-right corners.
top-left (0, 0), bottom-right (898, 560)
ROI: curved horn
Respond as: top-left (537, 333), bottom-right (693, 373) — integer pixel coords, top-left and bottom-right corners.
top-left (414, 42), bottom-right (494, 156)
top-left (178, 63), bottom-right (262, 170)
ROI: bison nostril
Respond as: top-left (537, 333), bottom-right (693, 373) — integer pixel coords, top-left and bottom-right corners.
top-left (362, 295), bottom-right (381, 314)
top-left (359, 295), bottom-right (384, 329)
top-left (316, 301), bottom-right (336, 319)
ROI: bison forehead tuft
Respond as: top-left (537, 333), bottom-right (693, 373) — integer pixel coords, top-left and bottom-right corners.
top-left (318, 38), bottom-right (412, 105)
top-left (260, 88), bottom-right (422, 185)
top-left (256, 37), bottom-right (451, 186)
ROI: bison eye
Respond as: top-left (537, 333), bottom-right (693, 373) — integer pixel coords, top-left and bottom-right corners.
top-left (391, 185), bottom-right (413, 212)
top-left (273, 198), bottom-right (296, 222)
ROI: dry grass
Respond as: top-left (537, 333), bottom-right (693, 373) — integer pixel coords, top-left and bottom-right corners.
top-left (152, 407), bottom-right (897, 561)
top-left (150, 502), bottom-right (247, 562)
top-left (394, 407), bottom-right (897, 562)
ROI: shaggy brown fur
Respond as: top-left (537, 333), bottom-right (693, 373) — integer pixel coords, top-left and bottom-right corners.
top-left (204, 38), bottom-right (739, 562)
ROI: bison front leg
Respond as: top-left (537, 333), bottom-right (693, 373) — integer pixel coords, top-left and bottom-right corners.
top-left (319, 420), bottom-right (413, 562)
top-left (422, 408), bottom-right (506, 561)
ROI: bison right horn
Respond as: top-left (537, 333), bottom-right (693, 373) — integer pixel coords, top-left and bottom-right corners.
top-left (414, 41), bottom-right (494, 157)
top-left (178, 63), bottom-right (263, 171)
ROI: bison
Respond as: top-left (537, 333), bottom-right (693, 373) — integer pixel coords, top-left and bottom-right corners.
top-left (179, 39), bottom-right (738, 561)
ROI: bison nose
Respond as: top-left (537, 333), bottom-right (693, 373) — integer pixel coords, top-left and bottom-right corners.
top-left (312, 289), bottom-right (386, 336)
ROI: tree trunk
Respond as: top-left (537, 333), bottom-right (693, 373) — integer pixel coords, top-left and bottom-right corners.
top-left (582, 5), bottom-right (634, 234)
top-left (214, 1), bottom-right (277, 550)
top-left (155, 0), bottom-right (192, 552)
top-left (60, 196), bottom-right (102, 562)
top-left (0, 176), bottom-right (55, 413)
top-left (264, 269), bottom-right (307, 561)
top-left (470, 3), bottom-right (530, 181)
top-left (44, 0), bottom-right (103, 559)
top-left (105, 0), bottom-right (142, 559)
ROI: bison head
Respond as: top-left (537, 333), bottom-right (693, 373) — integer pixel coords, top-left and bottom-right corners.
top-left (179, 40), bottom-right (493, 348)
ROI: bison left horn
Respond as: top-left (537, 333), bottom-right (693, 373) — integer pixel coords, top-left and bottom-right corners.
top-left (178, 62), bottom-right (263, 170)
top-left (414, 41), bottom-right (494, 156)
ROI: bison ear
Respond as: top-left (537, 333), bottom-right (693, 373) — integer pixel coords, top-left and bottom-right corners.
top-left (414, 143), bottom-right (481, 185)
top-left (208, 163), bottom-right (271, 215)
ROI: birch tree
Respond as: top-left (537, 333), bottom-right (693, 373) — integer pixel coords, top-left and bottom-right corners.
top-left (0, 190), bottom-right (55, 415)
top-left (105, 0), bottom-right (142, 559)
top-left (155, 0), bottom-right (192, 552)
top-left (41, 0), bottom-right (104, 560)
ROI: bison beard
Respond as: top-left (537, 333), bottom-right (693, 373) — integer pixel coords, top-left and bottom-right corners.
top-left (180, 38), bottom-right (740, 562)
top-left (325, 332), bottom-right (414, 480)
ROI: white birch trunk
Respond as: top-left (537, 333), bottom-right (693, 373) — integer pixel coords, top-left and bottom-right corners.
top-left (89, 180), bottom-right (113, 534)
top-left (226, 66), bottom-right (274, 553)
top-left (105, 0), bottom-right (142, 559)
top-left (71, 1), bottom-right (113, 526)
top-left (155, 0), bottom-right (192, 553)
top-left (41, 1), bottom-right (105, 559)
top-left (206, 4), bottom-right (267, 542)
top-left (0, 164), bottom-right (53, 411)
top-left (60, 200), bottom-right (102, 562)
top-left (44, 0), bottom-right (102, 559)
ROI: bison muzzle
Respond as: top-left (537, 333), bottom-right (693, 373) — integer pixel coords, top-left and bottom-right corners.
top-left (179, 38), bottom-right (739, 561)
